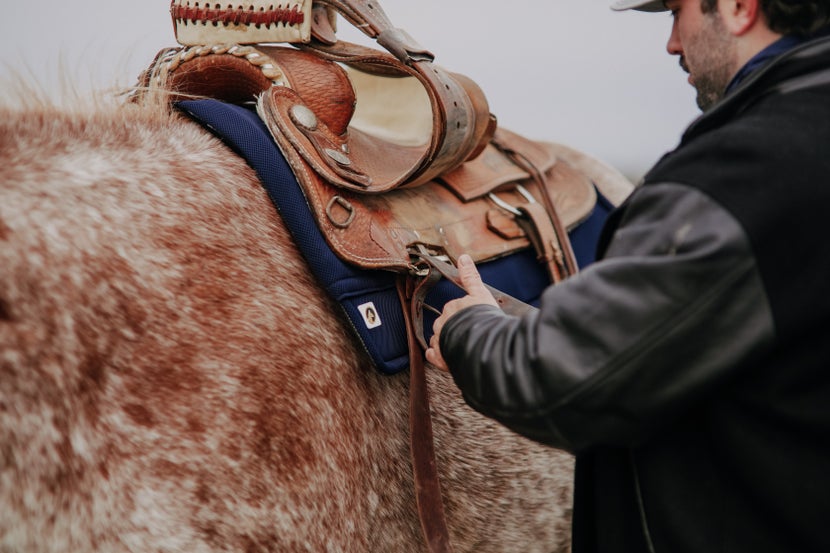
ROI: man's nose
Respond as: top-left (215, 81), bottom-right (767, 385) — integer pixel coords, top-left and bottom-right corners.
top-left (666, 18), bottom-right (682, 56)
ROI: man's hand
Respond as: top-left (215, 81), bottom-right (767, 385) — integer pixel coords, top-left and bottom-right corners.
top-left (425, 254), bottom-right (498, 371)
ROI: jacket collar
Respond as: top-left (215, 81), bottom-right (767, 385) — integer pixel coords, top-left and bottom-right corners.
top-left (681, 30), bottom-right (830, 142)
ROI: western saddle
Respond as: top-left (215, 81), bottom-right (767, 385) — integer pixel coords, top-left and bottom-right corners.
top-left (137, 1), bottom-right (631, 551)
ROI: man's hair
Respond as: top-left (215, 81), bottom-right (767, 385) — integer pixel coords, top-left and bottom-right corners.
top-left (701, 0), bottom-right (830, 36)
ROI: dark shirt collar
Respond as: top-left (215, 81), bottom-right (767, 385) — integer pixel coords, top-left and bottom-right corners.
top-left (726, 36), bottom-right (805, 93)
top-left (726, 27), bottom-right (830, 93)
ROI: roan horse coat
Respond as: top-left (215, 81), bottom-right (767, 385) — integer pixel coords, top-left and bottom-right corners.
top-left (0, 95), bottom-right (577, 552)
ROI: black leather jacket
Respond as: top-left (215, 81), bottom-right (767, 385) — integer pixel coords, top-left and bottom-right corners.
top-left (441, 33), bottom-right (830, 553)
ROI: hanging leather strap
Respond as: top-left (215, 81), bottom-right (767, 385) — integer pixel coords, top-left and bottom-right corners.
top-left (398, 273), bottom-right (454, 553)
top-left (395, 250), bottom-right (537, 552)
top-left (491, 137), bottom-right (578, 280)
top-left (517, 202), bottom-right (569, 283)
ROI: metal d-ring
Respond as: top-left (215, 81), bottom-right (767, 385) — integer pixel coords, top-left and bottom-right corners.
top-left (326, 195), bottom-right (356, 228)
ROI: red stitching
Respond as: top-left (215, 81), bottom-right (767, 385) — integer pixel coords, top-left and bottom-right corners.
top-left (172, 4), bottom-right (305, 27)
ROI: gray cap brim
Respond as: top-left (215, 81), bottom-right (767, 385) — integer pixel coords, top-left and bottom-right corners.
top-left (611, 0), bottom-right (668, 11)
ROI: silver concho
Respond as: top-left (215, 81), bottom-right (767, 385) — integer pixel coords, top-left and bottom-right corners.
top-left (290, 104), bottom-right (318, 131)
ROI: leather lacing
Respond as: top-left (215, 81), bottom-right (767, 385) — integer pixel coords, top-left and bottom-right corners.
top-left (171, 3), bottom-right (306, 28)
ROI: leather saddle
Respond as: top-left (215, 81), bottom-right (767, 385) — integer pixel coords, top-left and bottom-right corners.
top-left (136, 1), bottom-right (631, 551)
top-left (139, 0), bottom-right (613, 283)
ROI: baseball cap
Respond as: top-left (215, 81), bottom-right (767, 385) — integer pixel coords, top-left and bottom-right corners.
top-left (611, 0), bottom-right (668, 11)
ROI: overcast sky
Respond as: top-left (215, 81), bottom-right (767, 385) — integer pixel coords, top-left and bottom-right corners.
top-left (0, 1), bottom-right (701, 180)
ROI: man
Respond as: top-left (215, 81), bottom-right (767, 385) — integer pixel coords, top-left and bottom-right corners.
top-left (425, 0), bottom-right (830, 551)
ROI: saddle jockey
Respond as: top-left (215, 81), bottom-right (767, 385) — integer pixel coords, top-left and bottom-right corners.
top-left (427, 0), bottom-right (830, 551)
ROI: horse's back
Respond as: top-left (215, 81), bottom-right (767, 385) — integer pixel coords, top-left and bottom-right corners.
top-left (0, 102), bottom-right (573, 552)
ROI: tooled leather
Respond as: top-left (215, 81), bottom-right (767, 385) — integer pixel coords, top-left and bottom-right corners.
top-left (297, 1), bottom-right (493, 192)
top-left (150, 47), bottom-right (594, 270)
top-left (441, 129), bottom-right (558, 202)
top-left (261, 49), bottom-right (490, 192)
top-left (441, 129), bottom-right (597, 230)
top-left (148, 0), bottom-right (593, 270)
top-left (259, 47), bottom-right (356, 136)
top-left (259, 86), bottom-right (595, 270)
top-left (266, 119), bottom-right (410, 269)
top-left (140, 44), bottom-right (356, 137)
top-left (161, 0), bottom-right (493, 191)
top-left (149, 29), bottom-right (491, 194)
top-left (260, 86), bottom-right (374, 190)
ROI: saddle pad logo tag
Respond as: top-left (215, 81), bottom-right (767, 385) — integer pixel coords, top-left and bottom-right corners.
top-left (358, 302), bottom-right (383, 330)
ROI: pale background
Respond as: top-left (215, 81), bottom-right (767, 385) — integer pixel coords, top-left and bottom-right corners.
top-left (0, 1), bottom-right (700, 181)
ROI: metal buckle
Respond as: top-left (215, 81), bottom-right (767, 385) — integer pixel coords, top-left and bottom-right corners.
top-left (406, 245), bottom-right (448, 317)
top-left (407, 244), bottom-right (450, 278)
top-left (487, 184), bottom-right (536, 216)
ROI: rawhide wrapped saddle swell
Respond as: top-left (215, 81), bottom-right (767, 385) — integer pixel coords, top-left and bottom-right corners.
top-left (138, 2), bottom-right (632, 551)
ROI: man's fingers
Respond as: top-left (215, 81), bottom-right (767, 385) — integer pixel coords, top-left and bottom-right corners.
top-left (425, 344), bottom-right (448, 371)
top-left (426, 253), bottom-right (499, 374)
top-left (457, 254), bottom-right (498, 307)
top-left (457, 254), bottom-right (487, 296)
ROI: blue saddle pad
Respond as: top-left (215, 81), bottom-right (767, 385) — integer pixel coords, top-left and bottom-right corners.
top-left (177, 100), bottom-right (614, 374)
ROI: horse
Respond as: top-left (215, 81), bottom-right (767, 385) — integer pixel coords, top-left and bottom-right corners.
top-left (0, 83), bottom-right (600, 551)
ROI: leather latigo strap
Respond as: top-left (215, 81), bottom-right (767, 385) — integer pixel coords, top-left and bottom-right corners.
top-left (401, 251), bottom-right (533, 553)
top-left (398, 274), bottom-right (455, 553)
top-left (492, 136), bottom-right (579, 282)
top-left (410, 251), bottom-right (535, 322)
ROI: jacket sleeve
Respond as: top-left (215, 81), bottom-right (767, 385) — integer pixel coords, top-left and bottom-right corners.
top-left (440, 182), bottom-right (776, 453)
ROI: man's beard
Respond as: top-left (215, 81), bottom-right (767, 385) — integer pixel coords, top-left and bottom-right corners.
top-left (683, 13), bottom-right (737, 112)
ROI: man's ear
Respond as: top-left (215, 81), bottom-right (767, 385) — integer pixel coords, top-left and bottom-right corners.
top-left (719, 0), bottom-right (761, 36)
